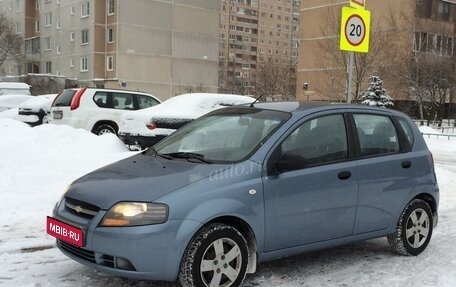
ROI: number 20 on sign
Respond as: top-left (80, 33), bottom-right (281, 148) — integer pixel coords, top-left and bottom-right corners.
top-left (340, 7), bottom-right (371, 53)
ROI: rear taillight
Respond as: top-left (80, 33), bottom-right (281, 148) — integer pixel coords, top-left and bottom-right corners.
top-left (70, 88), bottom-right (87, 110)
top-left (51, 91), bottom-right (62, 107)
top-left (146, 121), bottom-right (157, 130)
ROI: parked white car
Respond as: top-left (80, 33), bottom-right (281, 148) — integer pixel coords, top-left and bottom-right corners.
top-left (118, 93), bottom-right (254, 148)
top-left (0, 82), bottom-right (31, 96)
top-left (48, 88), bottom-right (160, 135)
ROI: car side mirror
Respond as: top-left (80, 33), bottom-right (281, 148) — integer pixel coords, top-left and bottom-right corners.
top-left (268, 153), bottom-right (307, 176)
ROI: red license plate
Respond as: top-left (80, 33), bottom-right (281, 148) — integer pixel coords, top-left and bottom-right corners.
top-left (46, 216), bottom-right (83, 247)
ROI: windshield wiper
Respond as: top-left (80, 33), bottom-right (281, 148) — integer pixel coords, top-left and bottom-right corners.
top-left (164, 152), bottom-right (212, 164)
top-left (144, 148), bottom-right (174, 160)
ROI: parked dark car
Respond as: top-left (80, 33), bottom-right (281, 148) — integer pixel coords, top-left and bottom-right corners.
top-left (48, 102), bottom-right (438, 287)
top-left (18, 94), bottom-right (58, 126)
top-left (118, 93), bottom-right (254, 148)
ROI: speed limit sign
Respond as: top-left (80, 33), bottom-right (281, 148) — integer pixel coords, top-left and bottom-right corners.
top-left (340, 7), bottom-right (371, 53)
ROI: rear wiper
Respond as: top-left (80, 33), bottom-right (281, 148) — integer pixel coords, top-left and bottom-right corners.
top-left (144, 148), bottom-right (174, 160)
top-left (164, 152), bottom-right (212, 164)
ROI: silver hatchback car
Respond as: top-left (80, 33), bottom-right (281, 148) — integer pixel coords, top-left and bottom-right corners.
top-left (47, 102), bottom-right (438, 287)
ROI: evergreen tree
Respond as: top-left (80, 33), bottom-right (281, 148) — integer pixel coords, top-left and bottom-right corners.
top-left (359, 75), bottom-right (394, 108)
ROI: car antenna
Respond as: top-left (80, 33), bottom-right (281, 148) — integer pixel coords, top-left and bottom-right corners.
top-left (249, 94), bottom-right (264, 107)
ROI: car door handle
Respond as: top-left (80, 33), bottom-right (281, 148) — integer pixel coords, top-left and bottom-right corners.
top-left (338, 171), bottom-right (351, 180)
top-left (402, 160), bottom-right (412, 169)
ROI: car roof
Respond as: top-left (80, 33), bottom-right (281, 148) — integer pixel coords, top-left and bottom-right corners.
top-left (250, 101), bottom-right (405, 116)
top-left (0, 82), bottom-right (30, 89)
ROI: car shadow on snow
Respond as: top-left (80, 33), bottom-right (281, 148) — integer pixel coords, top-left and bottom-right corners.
top-left (65, 238), bottom-right (396, 287)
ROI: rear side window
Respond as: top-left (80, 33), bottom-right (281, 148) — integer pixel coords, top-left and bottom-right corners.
top-left (112, 93), bottom-right (134, 110)
top-left (137, 95), bottom-right (160, 109)
top-left (397, 117), bottom-right (415, 148)
top-left (353, 114), bottom-right (400, 157)
top-left (54, 90), bottom-right (77, 107)
top-left (93, 92), bottom-right (109, 108)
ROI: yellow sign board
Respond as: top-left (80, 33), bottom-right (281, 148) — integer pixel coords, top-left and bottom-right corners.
top-left (340, 7), bottom-right (371, 53)
top-left (350, 0), bottom-right (365, 9)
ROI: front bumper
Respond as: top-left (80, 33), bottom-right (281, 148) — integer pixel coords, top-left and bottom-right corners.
top-left (53, 198), bottom-right (201, 281)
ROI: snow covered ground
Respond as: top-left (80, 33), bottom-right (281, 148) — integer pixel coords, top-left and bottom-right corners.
top-left (0, 119), bottom-right (455, 287)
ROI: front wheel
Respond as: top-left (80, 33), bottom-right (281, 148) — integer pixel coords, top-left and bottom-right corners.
top-left (387, 199), bottom-right (433, 256)
top-left (179, 223), bottom-right (249, 287)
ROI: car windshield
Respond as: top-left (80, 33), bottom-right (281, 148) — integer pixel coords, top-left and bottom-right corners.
top-left (153, 108), bottom-right (290, 163)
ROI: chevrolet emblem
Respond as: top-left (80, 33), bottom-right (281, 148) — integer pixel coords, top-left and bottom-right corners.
top-left (75, 206), bottom-right (83, 213)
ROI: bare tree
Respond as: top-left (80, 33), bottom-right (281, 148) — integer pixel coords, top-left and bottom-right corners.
top-left (256, 61), bottom-right (296, 101)
top-left (0, 13), bottom-right (22, 71)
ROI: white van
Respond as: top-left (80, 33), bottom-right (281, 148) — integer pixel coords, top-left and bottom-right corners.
top-left (0, 82), bottom-right (31, 96)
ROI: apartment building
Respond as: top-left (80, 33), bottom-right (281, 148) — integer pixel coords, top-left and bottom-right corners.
top-left (297, 0), bottom-right (456, 106)
top-left (219, 0), bottom-right (301, 95)
top-left (0, 0), bottom-right (220, 100)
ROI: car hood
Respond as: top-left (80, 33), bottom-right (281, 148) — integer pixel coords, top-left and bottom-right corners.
top-left (65, 153), bottom-right (230, 210)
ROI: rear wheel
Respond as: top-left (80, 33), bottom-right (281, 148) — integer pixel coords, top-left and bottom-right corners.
top-left (93, 123), bottom-right (117, 135)
top-left (179, 223), bottom-right (248, 287)
top-left (387, 199), bottom-right (433, 256)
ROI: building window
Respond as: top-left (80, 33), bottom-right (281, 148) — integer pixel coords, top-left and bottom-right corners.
top-left (56, 45), bottom-right (61, 54)
top-left (56, 21), bottom-right (60, 29)
top-left (80, 57), bottom-right (88, 72)
top-left (107, 0), bottom-right (115, 15)
top-left (45, 12), bottom-right (52, 27)
top-left (70, 6), bottom-right (75, 15)
top-left (81, 2), bottom-right (90, 18)
top-left (44, 37), bottom-right (51, 50)
top-left (81, 29), bottom-right (89, 44)
top-left (416, 0), bottom-right (432, 18)
top-left (107, 28), bottom-right (114, 43)
top-left (437, 1), bottom-right (450, 21)
top-left (107, 56), bottom-right (114, 71)
top-left (35, 0), bottom-right (40, 10)
top-left (70, 32), bottom-right (75, 42)
top-left (70, 58), bottom-right (74, 68)
top-left (16, 0), bottom-right (21, 11)
top-left (35, 20), bottom-right (40, 32)
top-left (16, 22), bottom-right (21, 34)
top-left (45, 62), bottom-right (52, 73)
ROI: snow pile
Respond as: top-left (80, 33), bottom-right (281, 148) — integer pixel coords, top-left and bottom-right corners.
top-left (0, 118), bottom-right (132, 256)
top-left (419, 126), bottom-right (443, 134)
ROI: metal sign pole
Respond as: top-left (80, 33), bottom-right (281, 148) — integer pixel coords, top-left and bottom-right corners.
top-left (347, 51), bottom-right (354, 103)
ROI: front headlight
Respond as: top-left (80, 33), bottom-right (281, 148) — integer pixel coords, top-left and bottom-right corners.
top-left (100, 202), bottom-right (168, 227)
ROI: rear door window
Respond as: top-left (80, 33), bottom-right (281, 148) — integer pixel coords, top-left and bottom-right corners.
top-left (53, 90), bottom-right (77, 107)
top-left (112, 93), bottom-right (134, 110)
top-left (353, 114), bottom-right (400, 157)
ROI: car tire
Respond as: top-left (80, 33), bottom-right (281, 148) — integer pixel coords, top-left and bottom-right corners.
top-left (387, 199), bottom-right (433, 256)
top-left (179, 223), bottom-right (249, 287)
top-left (93, 124), bottom-right (117, 136)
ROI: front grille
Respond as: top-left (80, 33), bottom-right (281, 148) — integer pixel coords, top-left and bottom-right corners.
top-left (65, 197), bottom-right (99, 219)
top-left (58, 240), bottom-right (96, 263)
